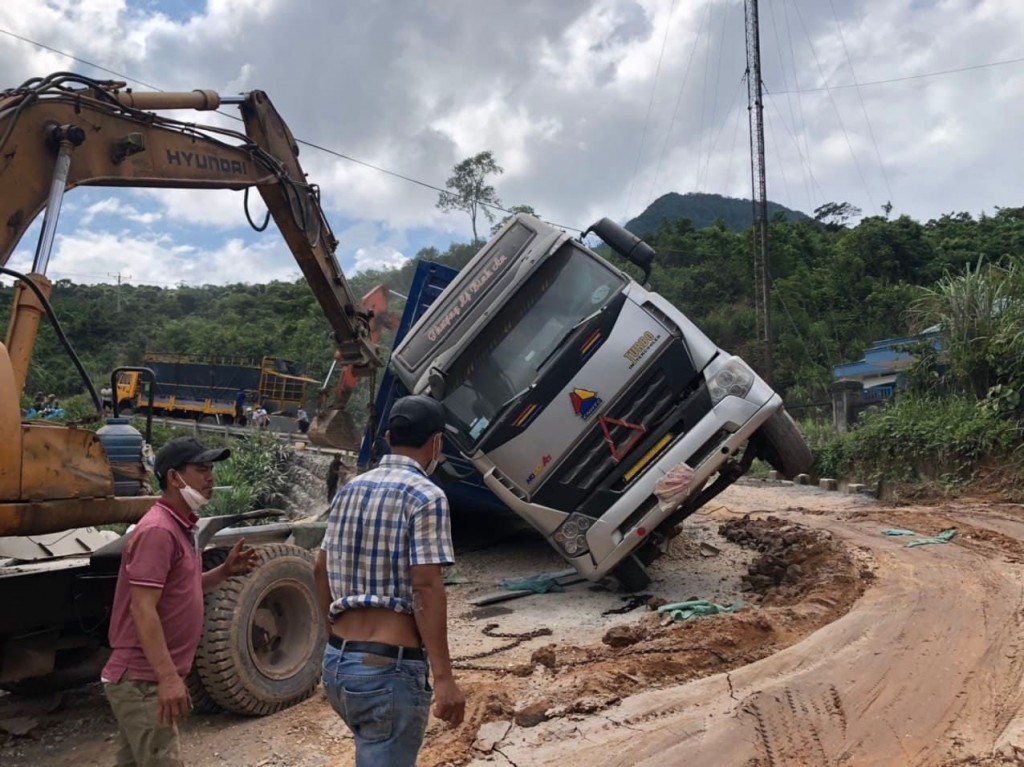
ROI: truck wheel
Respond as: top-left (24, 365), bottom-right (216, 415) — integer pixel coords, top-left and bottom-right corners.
top-left (751, 409), bottom-right (812, 480)
top-left (612, 554), bottom-right (651, 592)
top-left (194, 544), bottom-right (325, 716)
top-left (185, 548), bottom-right (231, 714)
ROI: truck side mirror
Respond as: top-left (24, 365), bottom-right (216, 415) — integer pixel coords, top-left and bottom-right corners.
top-left (427, 367), bottom-right (446, 400)
top-left (584, 218), bottom-right (656, 283)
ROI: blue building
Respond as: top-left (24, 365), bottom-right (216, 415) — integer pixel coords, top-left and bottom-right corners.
top-left (832, 326), bottom-right (942, 400)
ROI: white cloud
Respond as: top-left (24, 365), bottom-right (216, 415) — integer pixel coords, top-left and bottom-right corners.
top-left (8, 228), bottom-right (298, 287)
top-left (139, 188), bottom-right (254, 229)
top-left (353, 246), bottom-right (409, 274)
top-left (81, 196), bottom-right (161, 226)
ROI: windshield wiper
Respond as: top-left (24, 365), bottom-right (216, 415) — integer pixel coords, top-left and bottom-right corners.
top-left (490, 384), bottom-right (535, 426)
top-left (535, 308), bottom-right (603, 372)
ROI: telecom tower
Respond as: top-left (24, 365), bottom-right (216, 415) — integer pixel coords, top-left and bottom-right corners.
top-left (744, 0), bottom-right (772, 385)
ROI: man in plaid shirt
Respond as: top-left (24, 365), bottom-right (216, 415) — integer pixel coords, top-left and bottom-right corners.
top-left (315, 395), bottom-right (465, 766)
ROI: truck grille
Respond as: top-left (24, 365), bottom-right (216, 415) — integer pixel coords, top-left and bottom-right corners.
top-left (530, 338), bottom-right (713, 519)
top-left (562, 368), bottom-right (682, 491)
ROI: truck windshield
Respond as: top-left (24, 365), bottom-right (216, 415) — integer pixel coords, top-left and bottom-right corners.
top-left (441, 244), bottom-right (626, 447)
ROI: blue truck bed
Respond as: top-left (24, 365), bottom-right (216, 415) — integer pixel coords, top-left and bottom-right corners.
top-left (357, 260), bottom-right (512, 517)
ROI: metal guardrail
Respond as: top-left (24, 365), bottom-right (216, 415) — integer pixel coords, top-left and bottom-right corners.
top-left (136, 415), bottom-right (359, 459)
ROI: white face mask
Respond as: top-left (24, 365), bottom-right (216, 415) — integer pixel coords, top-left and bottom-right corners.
top-left (425, 434), bottom-right (443, 476)
top-left (174, 473), bottom-right (209, 512)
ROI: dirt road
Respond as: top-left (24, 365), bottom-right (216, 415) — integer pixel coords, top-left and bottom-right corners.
top-left (3, 482), bottom-right (1024, 766)
top-left (485, 502), bottom-right (1024, 766)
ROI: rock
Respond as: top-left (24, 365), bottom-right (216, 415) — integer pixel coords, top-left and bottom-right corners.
top-left (514, 701), bottom-right (550, 728)
top-left (531, 645), bottom-right (557, 669)
top-left (819, 478), bottom-right (838, 491)
top-left (473, 720), bottom-right (513, 752)
top-left (602, 624), bottom-right (646, 648)
top-left (846, 483), bottom-right (866, 494)
top-left (0, 717), bottom-right (40, 737)
top-left (646, 596), bottom-right (667, 611)
top-left (794, 473), bottom-right (810, 485)
top-left (698, 542), bottom-right (721, 557)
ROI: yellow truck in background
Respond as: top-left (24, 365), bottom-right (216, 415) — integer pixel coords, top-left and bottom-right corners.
top-left (116, 353), bottom-right (317, 422)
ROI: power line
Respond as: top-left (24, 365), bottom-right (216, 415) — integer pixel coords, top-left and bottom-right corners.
top-left (695, 1), bottom-right (717, 192)
top-left (623, 0), bottom-right (677, 220)
top-left (698, 3), bottom-right (733, 191)
top-left (826, 0), bottom-right (894, 208)
top-left (0, 28), bottom-right (164, 91)
top-left (647, 0), bottom-right (712, 209)
top-left (702, 75), bottom-right (746, 192)
top-left (772, 55), bottom-right (1024, 94)
top-left (767, 0), bottom-right (812, 211)
top-left (761, 88), bottom-right (828, 204)
top-left (781, 0), bottom-right (816, 213)
top-left (790, 0), bottom-right (876, 212)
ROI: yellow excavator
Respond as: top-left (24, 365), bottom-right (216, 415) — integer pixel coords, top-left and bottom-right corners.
top-left (0, 72), bottom-right (387, 712)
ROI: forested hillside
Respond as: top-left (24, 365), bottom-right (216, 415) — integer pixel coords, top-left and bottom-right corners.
top-left (625, 192), bottom-right (809, 235)
top-left (3, 206), bottom-right (1022, 410)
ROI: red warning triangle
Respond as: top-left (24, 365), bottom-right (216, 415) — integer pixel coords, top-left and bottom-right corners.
top-left (598, 415), bottom-right (647, 463)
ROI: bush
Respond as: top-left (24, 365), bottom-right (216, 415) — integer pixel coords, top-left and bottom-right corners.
top-left (816, 396), bottom-right (1019, 483)
top-left (203, 431), bottom-right (296, 518)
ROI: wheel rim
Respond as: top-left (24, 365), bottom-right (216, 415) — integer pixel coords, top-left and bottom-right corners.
top-left (247, 578), bottom-right (316, 680)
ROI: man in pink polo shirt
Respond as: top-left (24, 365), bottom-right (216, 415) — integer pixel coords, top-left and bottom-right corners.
top-left (102, 437), bottom-right (260, 767)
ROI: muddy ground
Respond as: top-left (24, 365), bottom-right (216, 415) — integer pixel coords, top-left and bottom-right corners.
top-left (3, 480), bottom-right (1024, 766)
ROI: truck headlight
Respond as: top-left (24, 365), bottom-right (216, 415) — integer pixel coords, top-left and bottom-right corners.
top-left (552, 513), bottom-right (594, 557)
top-left (708, 357), bottom-right (755, 404)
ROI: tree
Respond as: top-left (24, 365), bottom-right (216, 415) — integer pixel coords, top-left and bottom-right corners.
top-left (908, 257), bottom-right (1024, 401)
top-left (813, 201), bottom-right (862, 230)
top-left (490, 204), bottom-right (537, 235)
top-left (436, 151), bottom-right (503, 242)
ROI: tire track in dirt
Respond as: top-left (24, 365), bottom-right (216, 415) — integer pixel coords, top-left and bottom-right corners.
top-left (486, 512), bottom-right (1024, 766)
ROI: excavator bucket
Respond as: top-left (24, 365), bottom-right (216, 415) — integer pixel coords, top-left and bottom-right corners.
top-left (307, 283), bottom-right (398, 453)
top-left (308, 409), bottom-right (365, 452)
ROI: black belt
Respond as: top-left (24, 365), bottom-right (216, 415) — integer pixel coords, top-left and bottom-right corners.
top-left (328, 635), bottom-right (426, 661)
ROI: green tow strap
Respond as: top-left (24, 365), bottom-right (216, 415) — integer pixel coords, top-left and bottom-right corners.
top-left (657, 599), bottom-right (744, 622)
top-left (907, 528), bottom-right (957, 547)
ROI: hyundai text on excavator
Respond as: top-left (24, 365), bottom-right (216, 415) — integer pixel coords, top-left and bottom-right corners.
top-left (0, 72), bottom-right (389, 712)
top-left (0, 72), bottom-right (811, 706)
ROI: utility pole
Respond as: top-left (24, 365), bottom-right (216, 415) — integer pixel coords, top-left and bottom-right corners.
top-left (744, 0), bottom-right (773, 385)
top-left (108, 271), bottom-right (132, 312)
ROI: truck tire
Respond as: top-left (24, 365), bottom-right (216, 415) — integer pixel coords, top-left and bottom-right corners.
top-left (612, 554), bottom-right (651, 592)
top-left (751, 409), bottom-right (813, 480)
top-left (185, 547), bottom-right (231, 714)
top-left (194, 544), bottom-right (324, 716)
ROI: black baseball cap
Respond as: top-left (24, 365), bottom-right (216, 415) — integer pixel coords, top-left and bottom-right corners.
top-left (389, 395), bottom-right (445, 443)
top-left (154, 436), bottom-right (231, 483)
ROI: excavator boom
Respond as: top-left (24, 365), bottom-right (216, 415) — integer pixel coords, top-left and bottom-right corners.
top-left (0, 72), bottom-right (384, 375)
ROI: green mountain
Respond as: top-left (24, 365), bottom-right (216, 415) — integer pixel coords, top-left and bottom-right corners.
top-left (625, 192), bottom-right (809, 236)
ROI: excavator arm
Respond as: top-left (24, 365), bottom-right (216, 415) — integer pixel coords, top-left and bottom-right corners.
top-left (311, 282), bottom-right (400, 449)
top-left (0, 72), bottom-right (385, 383)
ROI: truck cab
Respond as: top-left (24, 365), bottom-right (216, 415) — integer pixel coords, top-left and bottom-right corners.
top-left (391, 214), bottom-right (806, 585)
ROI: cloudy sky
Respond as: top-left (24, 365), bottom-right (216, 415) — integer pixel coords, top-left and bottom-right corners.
top-left (1, 0), bottom-right (1022, 287)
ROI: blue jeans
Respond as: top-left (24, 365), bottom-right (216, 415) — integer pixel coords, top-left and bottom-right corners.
top-left (322, 643), bottom-right (432, 767)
